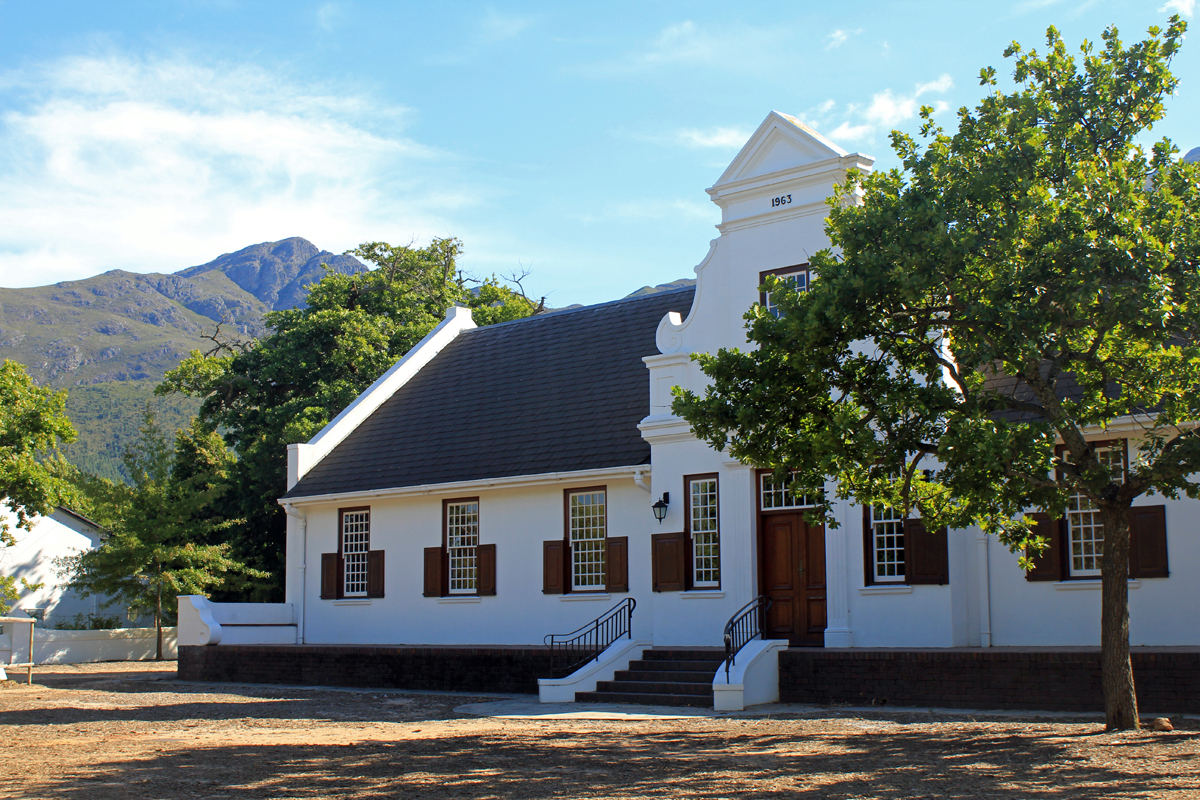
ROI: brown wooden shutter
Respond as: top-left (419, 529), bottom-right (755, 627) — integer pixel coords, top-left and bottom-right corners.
top-left (905, 519), bottom-right (948, 585)
top-left (1128, 505), bottom-right (1169, 579)
top-left (862, 506), bottom-right (875, 587)
top-left (543, 540), bottom-right (566, 594)
top-left (366, 550), bottom-right (385, 598)
top-left (1025, 512), bottom-right (1063, 582)
top-left (605, 536), bottom-right (628, 593)
top-left (320, 552), bottom-right (339, 599)
top-left (423, 546), bottom-right (444, 598)
top-left (477, 543), bottom-right (497, 596)
top-left (651, 532), bottom-right (687, 592)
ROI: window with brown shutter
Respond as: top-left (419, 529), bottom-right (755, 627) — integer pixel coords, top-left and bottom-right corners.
top-left (477, 543), bottom-right (497, 596)
top-left (543, 540), bottom-right (566, 594)
top-left (903, 519), bottom-right (949, 585)
top-left (320, 552), bottom-right (340, 599)
top-left (366, 550), bottom-right (385, 598)
top-left (651, 531), bottom-right (688, 592)
top-left (423, 546), bottom-right (445, 597)
top-left (1128, 505), bottom-right (1169, 579)
top-left (1025, 512), bottom-right (1064, 582)
top-left (605, 537), bottom-right (628, 593)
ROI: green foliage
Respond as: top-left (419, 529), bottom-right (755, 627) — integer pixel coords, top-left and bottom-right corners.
top-left (0, 359), bottom-right (77, 613)
top-left (674, 19), bottom-right (1197, 730)
top-left (157, 238), bottom-right (539, 600)
top-left (62, 382), bottom-right (201, 483)
top-left (58, 408), bottom-right (264, 658)
top-left (49, 612), bottom-right (122, 631)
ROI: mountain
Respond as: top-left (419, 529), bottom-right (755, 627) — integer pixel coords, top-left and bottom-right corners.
top-left (0, 238), bottom-right (366, 480)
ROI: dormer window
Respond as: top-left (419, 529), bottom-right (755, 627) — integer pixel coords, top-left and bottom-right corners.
top-left (759, 265), bottom-right (809, 317)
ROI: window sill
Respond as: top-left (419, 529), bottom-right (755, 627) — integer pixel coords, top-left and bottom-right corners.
top-left (1054, 580), bottom-right (1142, 591)
top-left (437, 596), bottom-right (482, 604)
top-left (560, 593), bottom-right (612, 602)
top-left (680, 590), bottom-right (725, 599)
top-left (332, 598), bottom-right (371, 606)
top-left (859, 584), bottom-right (913, 595)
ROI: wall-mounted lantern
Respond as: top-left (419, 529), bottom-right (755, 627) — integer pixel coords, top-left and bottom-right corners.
top-left (651, 492), bottom-right (670, 523)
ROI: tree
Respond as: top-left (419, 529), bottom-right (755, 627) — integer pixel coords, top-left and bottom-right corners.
top-left (157, 238), bottom-right (541, 599)
top-left (59, 410), bottom-right (263, 658)
top-left (673, 19), bottom-right (1198, 731)
top-left (0, 359), bottom-right (77, 613)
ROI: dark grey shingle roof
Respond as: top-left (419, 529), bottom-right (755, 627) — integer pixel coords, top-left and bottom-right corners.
top-left (284, 287), bottom-right (696, 498)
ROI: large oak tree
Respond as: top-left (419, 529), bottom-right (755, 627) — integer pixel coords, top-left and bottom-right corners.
top-left (674, 19), bottom-right (1198, 730)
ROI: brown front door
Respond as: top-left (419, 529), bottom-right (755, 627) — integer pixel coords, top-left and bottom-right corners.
top-left (760, 512), bottom-right (827, 645)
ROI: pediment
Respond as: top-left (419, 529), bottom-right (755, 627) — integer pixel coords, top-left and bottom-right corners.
top-left (714, 111), bottom-right (847, 187)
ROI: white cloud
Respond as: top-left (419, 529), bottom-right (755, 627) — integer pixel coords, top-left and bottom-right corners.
top-left (675, 127), bottom-right (751, 148)
top-left (825, 28), bottom-right (863, 50)
top-left (0, 53), bottom-right (469, 287)
top-left (817, 73), bottom-right (954, 148)
top-left (317, 2), bottom-right (345, 32)
top-left (1160, 0), bottom-right (1195, 16)
top-left (478, 10), bottom-right (534, 43)
top-left (826, 121), bottom-right (874, 144)
top-left (573, 20), bottom-right (789, 77)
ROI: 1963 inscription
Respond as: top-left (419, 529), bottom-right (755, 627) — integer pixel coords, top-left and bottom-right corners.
top-left (771, 194), bottom-right (792, 208)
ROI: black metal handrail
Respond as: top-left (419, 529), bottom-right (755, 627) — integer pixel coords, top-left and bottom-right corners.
top-left (544, 597), bottom-right (636, 675)
top-left (723, 595), bottom-right (771, 680)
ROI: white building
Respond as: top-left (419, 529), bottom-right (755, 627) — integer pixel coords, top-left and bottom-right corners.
top-left (259, 112), bottom-right (1195, 661)
top-left (0, 505), bottom-right (108, 626)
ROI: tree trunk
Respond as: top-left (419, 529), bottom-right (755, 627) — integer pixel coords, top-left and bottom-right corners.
top-left (1100, 505), bottom-right (1138, 730)
top-left (155, 583), bottom-right (163, 662)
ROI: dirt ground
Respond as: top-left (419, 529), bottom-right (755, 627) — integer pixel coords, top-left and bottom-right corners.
top-left (0, 662), bottom-right (1197, 799)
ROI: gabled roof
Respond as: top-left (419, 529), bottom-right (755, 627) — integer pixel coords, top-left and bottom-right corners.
top-left (284, 287), bottom-right (696, 499)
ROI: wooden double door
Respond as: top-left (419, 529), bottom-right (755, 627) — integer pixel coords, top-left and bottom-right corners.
top-left (759, 512), bottom-right (827, 646)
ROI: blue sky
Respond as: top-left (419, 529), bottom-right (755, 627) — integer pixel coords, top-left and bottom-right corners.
top-left (0, 0), bottom-right (1196, 306)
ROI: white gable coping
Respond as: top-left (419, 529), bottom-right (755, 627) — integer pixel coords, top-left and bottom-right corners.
top-left (287, 305), bottom-right (477, 490)
top-left (707, 112), bottom-right (874, 233)
top-left (712, 111), bottom-right (848, 189)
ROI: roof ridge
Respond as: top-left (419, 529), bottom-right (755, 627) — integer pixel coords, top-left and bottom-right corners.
top-left (459, 284), bottom-right (695, 334)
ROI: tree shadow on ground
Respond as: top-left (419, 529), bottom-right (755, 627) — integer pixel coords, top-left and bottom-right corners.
top-left (32, 723), bottom-right (1199, 799)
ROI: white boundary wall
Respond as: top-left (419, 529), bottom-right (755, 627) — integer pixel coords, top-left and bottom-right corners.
top-left (1, 626), bottom-right (177, 664)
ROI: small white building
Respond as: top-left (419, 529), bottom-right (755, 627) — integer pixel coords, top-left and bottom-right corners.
top-left (0, 505), bottom-right (109, 627)
top-left (264, 112), bottom-right (1197, 659)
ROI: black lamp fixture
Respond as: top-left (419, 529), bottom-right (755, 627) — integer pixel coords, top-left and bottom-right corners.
top-left (651, 492), bottom-right (669, 523)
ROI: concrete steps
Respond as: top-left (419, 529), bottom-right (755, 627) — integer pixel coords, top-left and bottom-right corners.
top-left (574, 647), bottom-right (725, 708)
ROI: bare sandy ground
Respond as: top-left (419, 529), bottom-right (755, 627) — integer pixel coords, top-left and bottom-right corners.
top-left (1, 661), bottom-right (1197, 799)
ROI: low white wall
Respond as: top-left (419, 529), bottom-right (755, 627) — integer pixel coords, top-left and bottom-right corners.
top-left (1, 627), bottom-right (178, 665)
top-left (712, 639), bottom-right (787, 711)
top-left (538, 638), bottom-right (651, 702)
top-left (177, 595), bottom-right (297, 646)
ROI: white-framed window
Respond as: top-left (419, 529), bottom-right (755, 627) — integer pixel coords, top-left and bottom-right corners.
top-left (446, 500), bottom-right (480, 594)
top-left (688, 475), bottom-right (720, 588)
top-left (759, 266), bottom-right (809, 317)
top-left (341, 508), bottom-right (370, 597)
top-left (870, 504), bottom-right (906, 583)
top-left (569, 489), bottom-right (606, 590)
top-left (759, 472), bottom-right (821, 510)
top-left (1066, 443), bottom-right (1125, 577)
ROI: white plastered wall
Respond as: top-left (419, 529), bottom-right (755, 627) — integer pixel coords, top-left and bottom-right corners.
top-left (296, 477), bottom-right (660, 646)
top-left (0, 508), bottom-right (107, 626)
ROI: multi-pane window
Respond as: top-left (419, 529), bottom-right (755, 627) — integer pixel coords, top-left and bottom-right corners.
top-left (446, 501), bottom-right (480, 594)
top-left (760, 472), bottom-right (821, 510)
top-left (341, 509), bottom-right (370, 596)
top-left (689, 477), bottom-right (720, 587)
top-left (569, 490), bottom-right (606, 590)
top-left (1067, 444), bottom-right (1125, 577)
top-left (871, 505), bottom-right (905, 582)
top-left (760, 267), bottom-right (809, 317)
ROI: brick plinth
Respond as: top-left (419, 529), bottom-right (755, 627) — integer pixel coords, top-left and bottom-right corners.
top-left (780, 648), bottom-right (1200, 714)
top-left (178, 644), bottom-right (554, 694)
